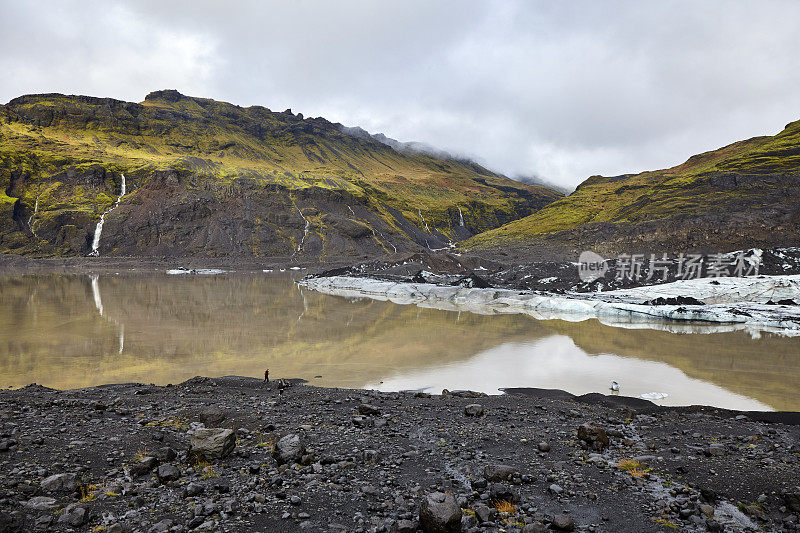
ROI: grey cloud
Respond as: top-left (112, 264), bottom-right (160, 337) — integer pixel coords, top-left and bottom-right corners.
top-left (2, 0), bottom-right (799, 189)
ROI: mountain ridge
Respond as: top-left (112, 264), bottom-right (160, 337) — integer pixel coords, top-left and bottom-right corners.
top-left (0, 90), bottom-right (561, 258)
top-left (463, 118), bottom-right (800, 259)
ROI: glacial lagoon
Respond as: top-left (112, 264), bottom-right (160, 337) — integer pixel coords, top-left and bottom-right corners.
top-left (1, 272), bottom-right (798, 411)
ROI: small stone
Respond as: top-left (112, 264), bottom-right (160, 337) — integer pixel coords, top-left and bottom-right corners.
top-left (290, 495), bottom-right (302, 505)
top-left (522, 523), bottom-right (548, 533)
top-left (538, 442), bottom-right (551, 452)
top-left (489, 482), bottom-right (515, 502)
top-left (549, 484), bottom-right (564, 494)
top-left (58, 504), bottom-right (88, 527)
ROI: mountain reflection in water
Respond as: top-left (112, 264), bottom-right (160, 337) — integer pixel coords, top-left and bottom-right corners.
top-left (0, 273), bottom-right (797, 411)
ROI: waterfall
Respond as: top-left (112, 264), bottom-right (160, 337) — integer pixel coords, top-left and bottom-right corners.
top-left (458, 206), bottom-right (465, 227)
top-left (89, 174), bottom-right (126, 257)
top-left (418, 209), bottom-right (430, 232)
top-left (294, 204), bottom-right (310, 254)
top-left (27, 196), bottom-right (39, 237)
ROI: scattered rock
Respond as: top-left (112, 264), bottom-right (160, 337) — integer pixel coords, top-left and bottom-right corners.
top-left (489, 482), bottom-right (515, 502)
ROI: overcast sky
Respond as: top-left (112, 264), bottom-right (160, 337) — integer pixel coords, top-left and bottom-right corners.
top-left (2, 0), bottom-right (800, 189)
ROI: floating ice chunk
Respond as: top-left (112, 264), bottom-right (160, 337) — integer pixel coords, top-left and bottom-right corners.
top-left (166, 268), bottom-right (227, 275)
top-left (640, 392), bottom-right (668, 400)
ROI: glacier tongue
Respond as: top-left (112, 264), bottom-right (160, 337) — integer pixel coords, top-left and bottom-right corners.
top-left (299, 274), bottom-right (800, 337)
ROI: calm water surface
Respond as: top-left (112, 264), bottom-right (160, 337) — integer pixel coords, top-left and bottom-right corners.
top-left (1, 273), bottom-right (798, 411)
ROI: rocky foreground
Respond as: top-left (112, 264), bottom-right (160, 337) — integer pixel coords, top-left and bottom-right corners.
top-left (1, 377), bottom-right (799, 533)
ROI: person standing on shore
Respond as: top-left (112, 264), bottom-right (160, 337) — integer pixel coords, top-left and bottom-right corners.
top-left (264, 369), bottom-right (269, 384)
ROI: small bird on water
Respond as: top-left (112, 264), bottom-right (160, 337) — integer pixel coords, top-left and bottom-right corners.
top-left (610, 381), bottom-right (620, 392)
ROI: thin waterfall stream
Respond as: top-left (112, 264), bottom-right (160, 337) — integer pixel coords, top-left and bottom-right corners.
top-left (89, 174), bottom-right (126, 257)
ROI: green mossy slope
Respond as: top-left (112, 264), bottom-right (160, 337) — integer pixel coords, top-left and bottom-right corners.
top-left (464, 120), bottom-right (800, 256)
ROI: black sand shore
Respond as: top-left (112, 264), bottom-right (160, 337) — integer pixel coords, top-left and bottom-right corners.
top-left (1, 376), bottom-right (799, 533)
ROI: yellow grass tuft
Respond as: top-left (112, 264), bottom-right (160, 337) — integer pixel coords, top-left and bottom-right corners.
top-left (494, 499), bottom-right (516, 514)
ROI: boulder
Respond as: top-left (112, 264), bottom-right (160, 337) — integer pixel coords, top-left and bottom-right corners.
top-left (784, 487), bottom-right (800, 512)
top-left (419, 492), bottom-right (462, 533)
top-left (551, 514), bottom-right (575, 531)
top-left (199, 407), bottom-right (226, 427)
top-left (473, 503), bottom-right (492, 523)
top-left (464, 404), bottom-right (484, 417)
top-left (190, 428), bottom-right (236, 459)
top-left (577, 423), bottom-right (610, 451)
top-left (24, 496), bottom-right (58, 511)
top-left (273, 433), bottom-right (305, 464)
top-left (157, 464), bottom-right (180, 483)
top-left (483, 464), bottom-right (518, 482)
top-left (522, 523), bottom-right (548, 533)
top-left (358, 404), bottom-right (380, 416)
top-left (704, 443), bottom-right (726, 457)
top-left (391, 519), bottom-right (416, 533)
top-left (130, 456), bottom-right (159, 477)
top-left (489, 482), bottom-right (515, 502)
top-left (57, 504), bottom-right (88, 527)
top-left (40, 473), bottom-right (77, 493)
